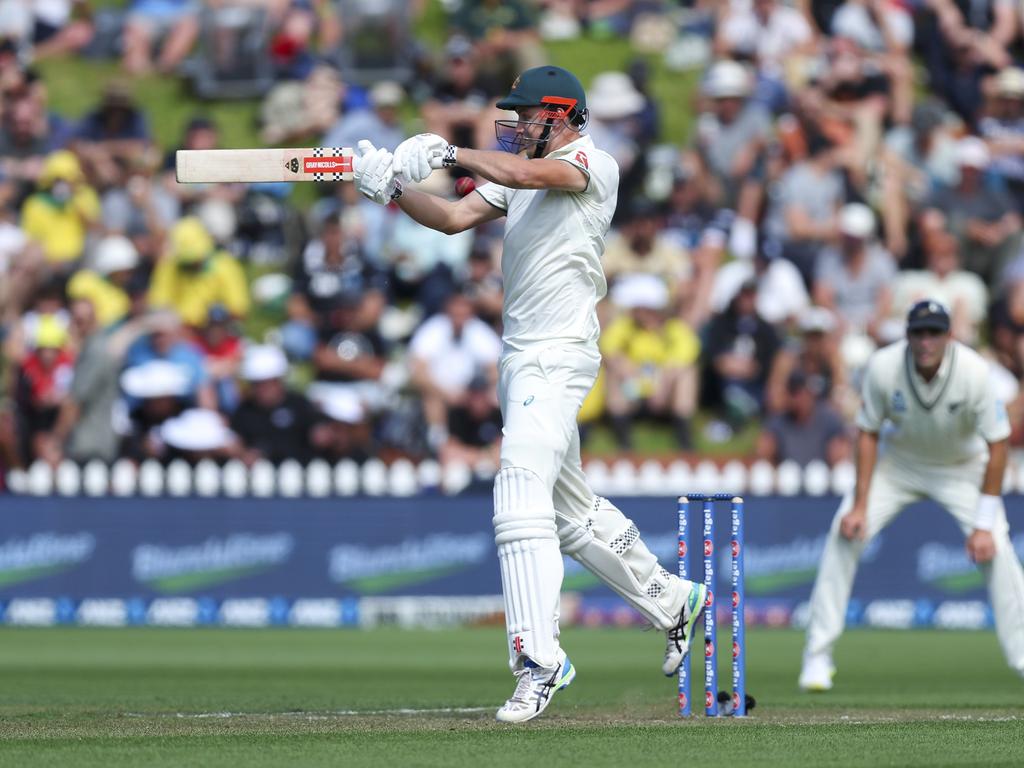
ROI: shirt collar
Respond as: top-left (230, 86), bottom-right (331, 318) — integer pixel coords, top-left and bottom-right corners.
top-left (546, 133), bottom-right (593, 159)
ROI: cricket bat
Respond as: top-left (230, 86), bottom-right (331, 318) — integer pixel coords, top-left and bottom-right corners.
top-left (175, 147), bottom-right (354, 183)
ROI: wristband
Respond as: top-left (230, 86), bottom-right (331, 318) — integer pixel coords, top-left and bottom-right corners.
top-left (442, 145), bottom-right (458, 167)
top-left (974, 493), bottom-right (1003, 531)
top-left (389, 178), bottom-right (403, 201)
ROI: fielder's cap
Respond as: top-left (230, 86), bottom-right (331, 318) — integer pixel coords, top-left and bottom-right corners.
top-left (120, 360), bottom-right (191, 399)
top-left (34, 314), bottom-right (68, 349)
top-left (703, 60), bottom-right (751, 99)
top-left (955, 136), bottom-right (990, 168)
top-left (995, 66), bottom-right (1024, 98)
top-left (611, 273), bottom-right (669, 311)
top-left (160, 408), bottom-right (235, 451)
top-left (588, 71), bottom-right (644, 120)
top-left (170, 217), bottom-right (214, 264)
top-left (92, 235), bottom-right (139, 275)
top-left (369, 80), bottom-right (404, 108)
top-left (496, 65), bottom-right (587, 116)
top-left (838, 202), bottom-right (875, 239)
top-left (906, 299), bottom-right (951, 332)
top-left (320, 388), bottom-right (365, 424)
top-left (240, 344), bottom-right (288, 382)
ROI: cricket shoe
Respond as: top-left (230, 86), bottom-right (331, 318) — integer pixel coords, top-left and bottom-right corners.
top-left (798, 652), bottom-right (836, 692)
top-left (662, 581), bottom-right (708, 676)
top-left (495, 651), bottom-right (576, 723)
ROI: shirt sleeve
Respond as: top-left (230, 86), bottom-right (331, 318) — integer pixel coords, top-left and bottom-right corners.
top-left (570, 149), bottom-right (619, 203)
top-left (475, 182), bottom-right (509, 212)
top-left (974, 373), bottom-right (1012, 443)
top-left (855, 355), bottom-right (887, 433)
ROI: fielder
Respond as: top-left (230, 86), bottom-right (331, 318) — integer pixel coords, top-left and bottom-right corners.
top-left (352, 66), bottom-right (706, 722)
top-left (800, 300), bottom-right (1024, 690)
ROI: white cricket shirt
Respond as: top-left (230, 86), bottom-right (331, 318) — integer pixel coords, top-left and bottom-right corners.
top-left (856, 339), bottom-right (1011, 465)
top-left (475, 134), bottom-right (618, 351)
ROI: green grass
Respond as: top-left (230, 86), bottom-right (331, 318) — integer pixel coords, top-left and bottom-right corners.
top-left (0, 627), bottom-right (1020, 766)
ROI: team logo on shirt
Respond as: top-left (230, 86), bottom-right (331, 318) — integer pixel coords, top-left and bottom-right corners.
top-left (574, 151), bottom-right (588, 169)
top-left (891, 390), bottom-right (907, 414)
top-left (947, 401), bottom-right (963, 414)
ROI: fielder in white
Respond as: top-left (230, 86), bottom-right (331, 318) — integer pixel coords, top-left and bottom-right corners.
top-left (800, 299), bottom-right (1024, 690)
top-left (352, 65), bottom-right (706, 722)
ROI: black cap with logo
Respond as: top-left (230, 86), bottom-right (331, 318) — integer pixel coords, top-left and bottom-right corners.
top-left (906, 299), bottom-right (951, 332)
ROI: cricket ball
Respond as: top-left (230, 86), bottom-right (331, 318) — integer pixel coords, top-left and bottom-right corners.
top-left (455, 176), bottom-right (476, 197)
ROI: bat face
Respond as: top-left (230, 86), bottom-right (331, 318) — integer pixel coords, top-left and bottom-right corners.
top-left (176, 147), bottom-right (355, 183)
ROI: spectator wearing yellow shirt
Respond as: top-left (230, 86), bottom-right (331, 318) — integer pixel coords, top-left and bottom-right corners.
top-left (601, 274), bottom-right (700, 450)
top-left (148, 217), bottom-right (249, 327)
top-left (66, 236), bottom-right (138, 328)
top-left (20, 150), bottom-right (100, 266)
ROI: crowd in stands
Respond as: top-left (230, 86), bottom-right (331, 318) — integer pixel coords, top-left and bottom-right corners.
top-left (3, 0), bottom-right (1024, 481)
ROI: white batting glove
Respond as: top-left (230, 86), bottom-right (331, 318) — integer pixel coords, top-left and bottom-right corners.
top-left (353, 139), bottom-right (401, 205)
top-left (393, 133), bottom-right (455, 183)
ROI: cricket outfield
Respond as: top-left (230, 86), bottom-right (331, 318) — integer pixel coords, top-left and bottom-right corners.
top-left (0, 627), bottom-right (1019, 767)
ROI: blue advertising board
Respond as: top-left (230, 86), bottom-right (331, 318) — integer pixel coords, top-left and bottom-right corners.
top-left (0, 495), bottom-right (1020, 628)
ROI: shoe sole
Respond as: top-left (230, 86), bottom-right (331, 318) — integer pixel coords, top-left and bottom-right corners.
top-left (496, 658), bottom-right (576, 724)
top-left (663, 583), bottom-right (708, 677)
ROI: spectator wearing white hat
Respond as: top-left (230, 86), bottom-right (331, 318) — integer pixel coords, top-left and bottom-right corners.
top-left (766, 306), bottom-right (852, 418)
top-left (923, 135), bottom-right (1021, 283)
top-left (160, 408), bottom-right (238, 465)
top-left (716, 0), bottom-right (815, 77)
top-left (979, 67), bottom-right (1024, 211)
top-left (601, 273), bottom-right (701, 450)
top-left (693, 59), bottom-right (772, 213)
top-left (813, 202), bottom-right (896, 341)
top-left (316, 386), bottom-right (373, 463)
top-left (118, 358), bottom-right (192, 460)
top-left (585, 71), bottom-right (647, 197)
top-left (66, 235), bottom-right (140, 328)
top-left (322, 80), bottom-right (406, 153)
top-left (230, 345), bottom-right (325, 465)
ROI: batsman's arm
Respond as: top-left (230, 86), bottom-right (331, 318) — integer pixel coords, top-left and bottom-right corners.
top-left (453, 147), bottom-right (587, 192)
top-left (394, 186), bottom-right (504, 235)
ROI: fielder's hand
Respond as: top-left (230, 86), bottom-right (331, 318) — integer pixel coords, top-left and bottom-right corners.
top-left (839, 505), bottom-right (867, 541)
top-left (966, 529), bottom-right (996, 564)
top-left (393, 133), bottom-right (452, 183)
top-left (354, 140), bottom-right (401, 205)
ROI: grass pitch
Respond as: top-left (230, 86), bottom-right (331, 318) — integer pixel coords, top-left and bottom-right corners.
top-left (0, 627), bottom-right (1020, 767)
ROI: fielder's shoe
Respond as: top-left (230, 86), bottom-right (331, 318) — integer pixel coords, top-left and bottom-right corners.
top-left (662, 581), bottom-right (708, 676)
top-left (798, 652), bottom-right (836, 692)
top-left (495, 650), bottom-right (576, 723)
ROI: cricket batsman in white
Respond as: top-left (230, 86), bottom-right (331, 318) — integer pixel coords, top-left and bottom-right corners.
top-left (352, 65), bottom-right (707, 722)
top-left (800, 300), bottom-right (1024, 690)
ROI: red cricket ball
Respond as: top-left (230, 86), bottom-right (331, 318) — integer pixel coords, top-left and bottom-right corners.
top-left (455, 177), bottom-right (476, 197)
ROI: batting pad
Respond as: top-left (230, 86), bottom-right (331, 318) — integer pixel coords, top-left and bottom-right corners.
top-left (494, 467), bottom-right (562, 671)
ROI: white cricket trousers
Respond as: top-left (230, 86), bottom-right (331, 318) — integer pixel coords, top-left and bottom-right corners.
top-left (805, 454), bottom-right (1024, 675)
top-left (494, 342), bottom-right (687, 669)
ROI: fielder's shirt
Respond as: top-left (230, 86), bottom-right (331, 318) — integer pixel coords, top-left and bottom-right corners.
top-left (856, 339), bottom-right (1011, 465)
top-left (475, 134), bottom-right (618, 352)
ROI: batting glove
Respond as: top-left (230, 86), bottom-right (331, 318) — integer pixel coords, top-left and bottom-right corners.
top-left (354, 140), bottom-right (402, 204)
top-left (393, 133), bottom-right (455, 183)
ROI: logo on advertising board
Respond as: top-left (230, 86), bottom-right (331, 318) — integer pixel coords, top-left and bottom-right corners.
top-left (0, 532), bottom-right (95, 587)
top-left (917, 535), bottom-right (1024, 593)
top-left (328, 533), bottom-right (490, 593)
top-left (132, 533), bottom-right (294, 592)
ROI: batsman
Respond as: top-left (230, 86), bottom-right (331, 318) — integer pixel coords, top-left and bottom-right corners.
top-left (352, 66), bottom-right (706, 722)
top-left (800, 300), bottom-right (1024, 690)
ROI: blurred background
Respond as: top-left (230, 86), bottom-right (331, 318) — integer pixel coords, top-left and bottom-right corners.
top-left (0, 0), bottom-right (1023, 631)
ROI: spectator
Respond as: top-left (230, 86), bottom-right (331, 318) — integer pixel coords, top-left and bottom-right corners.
top-left (710, 237), bottom-right (810, 328)
top-left (421, 36), bottom-right (501, 153)
top-left (716, 0), bottom-right (816, 78)
top-left (230, 344), bottom-right (325, 465)
top-left (756, 370), bottom-right (851, 466)
top-left (66, 235), bottom-right (139, 328)
top-left (260, 62), bottom-right (346, 145)
top-left (122, 0), bottom-right (200, 76)
top-left (14, 313), bottom-right (74, 463)
top-left (283, 214), bottom-right (386, 360)
top-left (440, 372), bottom-right (502, 469)
top-left (315, 387), bottom-right (374, 463)
top-left (409, 290), bottom-right (501, 453)
top-left (100, 150), bottom-right (178, 262)
top-left (123, 309), bottom-right (216, 411)
top-left (766, 306), bottom-right (849, 415)
top-left (27, 0), bottom-right (95, 60)
top-left (978, 67), bottom-right (1024, 212)
top-left (322, 80), bottom-right (406, 152)
top-left (148, 217), bottom-right (250, 328)
top-left (191, 304), bottom-right (242, 412)
top-left (159, 408), bottom-right (238, 465)
top-left (702, 278), bottom-right (782, 436)
top-left (19, 149), bottom-right (100, 267)
top-left (601, 274), bottom-right (700, 450)
top-left (890, 209), bottom-right (988, 345)
top-left (0, 89), bottom-right (56, 185)
top-left (118, 358), bottom-right (192, 460)
top-left (453, 0), bottom-right (543, 86)
top-left (586, 71), bottom-right (647, 205)
top-left (461, 245), bottom-right (503, 331)
top-left (813, 202), bottom-right (896, 340)
top-left (924, 136), bottom-right (1021, 284)
top-left (602, 199), bottom-right (690, 302)
top-left (0, 175), bottom-right (36, 320)
top-left (72, 81), bottom-right (152, 188)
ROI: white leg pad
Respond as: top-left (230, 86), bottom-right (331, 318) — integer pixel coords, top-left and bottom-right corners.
top-left (494, 466), bottom-right (562, 670)
top-left (557, 496), bottom-right (684, 631)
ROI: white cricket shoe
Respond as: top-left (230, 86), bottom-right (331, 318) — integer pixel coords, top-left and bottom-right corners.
top-left (495, 651), bottom-right (576, 723)
top-left (799, 652), bottom-right (836, 692)
top-left (662, 580), bottom-right (708, 676)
